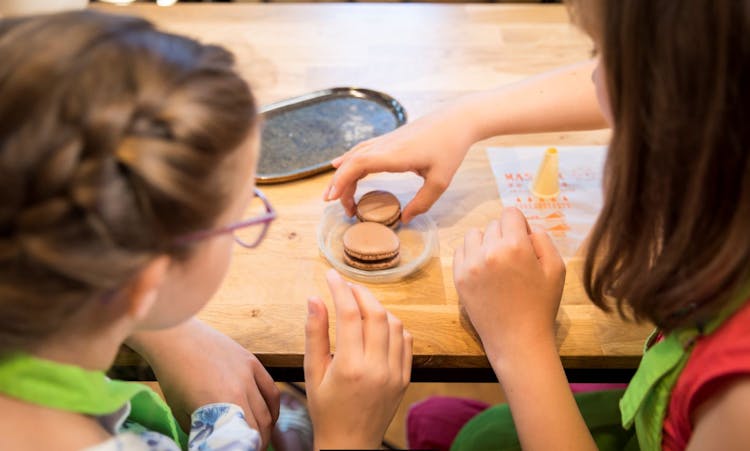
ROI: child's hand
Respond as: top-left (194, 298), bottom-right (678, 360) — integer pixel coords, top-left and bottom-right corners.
top-left (325, 107), bottom-right (476, 223)
top-left (304, 270), bottom-right (413, 450)
top-left (126, 319), bottom-right (280, 447)
top-left (453, 207), bottom-right (566, 361)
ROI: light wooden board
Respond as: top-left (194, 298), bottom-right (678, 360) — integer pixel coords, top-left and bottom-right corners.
top-left (96, 3), bottom-right (652, 375)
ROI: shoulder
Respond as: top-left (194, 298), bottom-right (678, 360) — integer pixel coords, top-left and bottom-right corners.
top-left (0, 394), bottom-right (111, 451)
top-left (680, 298), bottom-right (750, 412)
top-left (685, 377), bottom-right (750, 450)
top-left (664, 299), bottom-right (750, 447)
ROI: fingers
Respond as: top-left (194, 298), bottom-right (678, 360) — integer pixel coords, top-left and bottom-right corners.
top-left (336, 280), bottom-right (411, 390)
top-left (325, 153), bottom-right (373, 202)
top-left (529, 229), bottom-right (565, 277)
top-left (401, 179), bottom-right (448, 224)
top-left (386, 311), bottom-right (403, 378)
top-left (252, 359), bottom-right (281, 424)
top-left (463, 227), bottom-right (484, 256)
top-left (325, 140), bottom-right (373, 212)
top-left (304, 296), bottom-right (331, 386)
top-left (385, 312), bottom-right (412, 387)
top-left (454, 227), bottom-right (482, 291)
top-left (453, 240), bottom-right (465, 271)
top-left (339, 183), bottom-right (358, 217)
top-left (402, 329), bottom-right (413, 386)
top-left (481, 220), bottom-right (503, 250)
top-left (239, 404), bottom-right (261, 441)
top-left (351, 284), bottom-right (389, 363)
top-left (500, 207), bottom-right (533, 249)
top-left (245, 384), bottom-right (274, 447)
top-left (331, 139), bottom-right (373, 168)
top-left (326, 269), bottom-right (364, 357)
top-left (325, 144), bottom-right (410, 203)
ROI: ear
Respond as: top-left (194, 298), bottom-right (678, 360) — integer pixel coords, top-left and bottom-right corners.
top-left (125, 255), bottom-right (171, 322)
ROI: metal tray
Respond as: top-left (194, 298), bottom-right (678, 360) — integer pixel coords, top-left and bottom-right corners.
top-left (256, 87), bottom-right (407, 184)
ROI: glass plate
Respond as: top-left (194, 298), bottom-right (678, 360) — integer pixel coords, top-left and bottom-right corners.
top-left (317, 203), bottom-right (438, 283)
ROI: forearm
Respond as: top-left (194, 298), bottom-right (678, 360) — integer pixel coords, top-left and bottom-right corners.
top-left (125, 317), bottom-right (202, 362)
top-left (449, 59), bottom-right (606, 143)
top-left (488, 337), bottom-right (597, 451)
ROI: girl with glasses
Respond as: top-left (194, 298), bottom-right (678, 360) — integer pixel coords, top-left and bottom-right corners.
top-left (0, 10), bottom-right (411, 451)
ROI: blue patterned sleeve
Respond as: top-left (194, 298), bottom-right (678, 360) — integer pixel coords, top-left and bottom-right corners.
top-left (188, 403), bottom-right (261, 451)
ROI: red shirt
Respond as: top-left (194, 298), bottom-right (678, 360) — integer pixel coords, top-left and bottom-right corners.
top-left (662, 299), bottom-right (750, 450)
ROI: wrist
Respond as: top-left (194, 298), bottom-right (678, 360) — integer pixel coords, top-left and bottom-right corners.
top-left (125, 317), bottom-right (202, 363)
top-left (444, 96), bottom-right (487, 146)
top-left (449, 90), bottom-right (511, 143)
top-left (312, 425), bottom-right (381, 451)
top-left (484, 330), bottom-right (558, 377)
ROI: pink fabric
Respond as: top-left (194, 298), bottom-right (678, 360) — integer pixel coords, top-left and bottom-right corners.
top-left (570, 383), bottom-right (627, 393)
top-left (662, 299), bottom-right (750, 451)
top-left (406, 384), bottom-right (627, 450)
top-left (407, 397), bottom-right (490, 451)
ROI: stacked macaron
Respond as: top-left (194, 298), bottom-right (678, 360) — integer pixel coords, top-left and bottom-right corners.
top-left (354, 190), bottom-right (401, 228)
top-left (342, 190), bottom-right (402, 271)
top-left (342, 222), bottom-right (401, 270)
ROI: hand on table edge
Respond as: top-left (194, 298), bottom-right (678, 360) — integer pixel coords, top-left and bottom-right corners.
top-left (304, 269), bottom-right (413, 450)
top-left (125, 317), bottom-right (280, 448)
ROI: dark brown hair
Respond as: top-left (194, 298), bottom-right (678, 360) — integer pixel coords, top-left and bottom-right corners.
top-left (0, 11), bottom-right (256, 353)
top-left (570, 0), bottom-right (750, 330)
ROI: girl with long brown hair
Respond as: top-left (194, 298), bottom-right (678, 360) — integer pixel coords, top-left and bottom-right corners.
top-left (329, 1), bottom-right (750, 449)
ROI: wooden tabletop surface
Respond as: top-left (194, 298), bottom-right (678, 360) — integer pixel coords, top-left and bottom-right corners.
top-left (99, 3), bottom-right (653, 380)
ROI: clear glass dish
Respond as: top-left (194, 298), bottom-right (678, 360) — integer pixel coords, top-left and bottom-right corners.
top-left (317, 203), bottom-right (438, 283)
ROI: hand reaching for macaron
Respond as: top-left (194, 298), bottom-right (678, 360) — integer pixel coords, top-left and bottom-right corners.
top-left (324, 107), bottom-right (476, 224)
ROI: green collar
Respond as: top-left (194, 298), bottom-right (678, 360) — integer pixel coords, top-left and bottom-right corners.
top-left (620, 285), bottom-right (750, 450)
top-left (0, 354), bottom-right (187, 448)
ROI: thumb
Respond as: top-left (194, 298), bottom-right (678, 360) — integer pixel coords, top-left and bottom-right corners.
top-left (304, 296), bottom-right (331, 386)
top-left (401, 179), bottom-right (447, 223)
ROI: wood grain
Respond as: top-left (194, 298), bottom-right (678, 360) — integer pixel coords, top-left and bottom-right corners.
top-left (97, 3), bottom-right (653, 376)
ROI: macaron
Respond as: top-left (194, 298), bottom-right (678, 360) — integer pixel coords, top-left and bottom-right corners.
top-left (342, 222), bottom-right (400, 271)
top-left (355, 190), bottom-right (401, 228)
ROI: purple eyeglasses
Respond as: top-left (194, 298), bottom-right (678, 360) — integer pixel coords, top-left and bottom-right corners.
top-left (175, 188), bottom-right (277, 248)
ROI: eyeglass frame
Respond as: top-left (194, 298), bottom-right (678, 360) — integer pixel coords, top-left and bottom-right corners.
top-left (174, 187), bottom-right (277, 249)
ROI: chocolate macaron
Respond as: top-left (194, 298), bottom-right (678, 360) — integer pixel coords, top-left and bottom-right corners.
top-left (342, 222), bottom-right (400, 271)
top-left (355, 190), bottom-right (401, 228)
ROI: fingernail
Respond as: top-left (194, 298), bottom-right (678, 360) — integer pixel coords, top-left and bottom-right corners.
top-left (322, 185), bottom-right (331, 201)
top-left (328, 185), bottom-right (338, 200)
top-left (326, 268), bottom-right (340, 281)
top-left (307, 298), bottom-right (317, 316)
top-left (331, 156), bottom-right (342, 166)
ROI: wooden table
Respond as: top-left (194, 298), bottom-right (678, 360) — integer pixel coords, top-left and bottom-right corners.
top-left (103, 3), bottom-right (653, 382)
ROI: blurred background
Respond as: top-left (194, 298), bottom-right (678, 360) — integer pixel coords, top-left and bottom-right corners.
top-left (93, 0), bottom-right (561, 4)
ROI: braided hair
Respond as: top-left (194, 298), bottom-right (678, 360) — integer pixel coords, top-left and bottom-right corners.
top-left (0, 11), bottom-right (257, 353)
